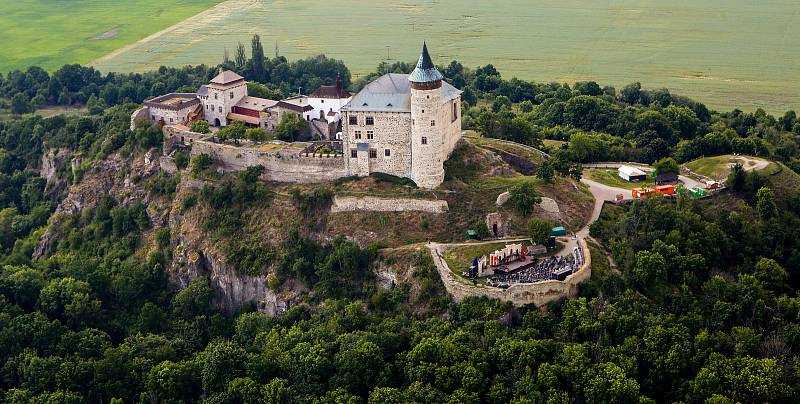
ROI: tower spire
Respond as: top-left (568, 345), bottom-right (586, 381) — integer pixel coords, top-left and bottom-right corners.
top-left (408, 41), bottom-right (443, 84)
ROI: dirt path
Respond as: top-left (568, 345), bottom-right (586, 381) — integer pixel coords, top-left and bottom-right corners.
top-left (89, 0), bottom-right (258, 70)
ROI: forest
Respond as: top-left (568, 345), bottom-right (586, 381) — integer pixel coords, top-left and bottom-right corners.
top-left (1, 38), bottom-right (800, 402)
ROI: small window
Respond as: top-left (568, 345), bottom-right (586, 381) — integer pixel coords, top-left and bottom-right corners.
top-left (366, 130), bottom-right (374, 140)
top-left (218, 106), bottom-right (222, 113)
top-left (214, 93), bottom-right (218, 100)
top-left (169, 118), bottom-right (173, 123)
top-left (230, 92), bottom-right (234, 99)
top-left (369, 149), bottom-right (377, 159)
top-left (384, 149), bottom-right (391, 157)
top-left (421, 137), bottom-right (428, 145)
top-left (431, 120), bottom-right (436, 127)
top-left (355, 130), bottom-right (362, 140)
top-left (321, 99), bottom-right (325, 103)
top-left (349, 115), bottom-right (358, 125)
top-left (366, 116), bottom-right (374, 125)
top-left (350, 149), bottom-right (358, 158)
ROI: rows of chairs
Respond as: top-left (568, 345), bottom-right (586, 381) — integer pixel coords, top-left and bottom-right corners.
top-left (487, 254), bottom-right (579, 288)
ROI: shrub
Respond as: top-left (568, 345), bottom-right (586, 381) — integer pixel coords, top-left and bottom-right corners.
top-left (190, 120), bottom-right (210, 134)
top-left (508, 180), bottom-right (541, 216)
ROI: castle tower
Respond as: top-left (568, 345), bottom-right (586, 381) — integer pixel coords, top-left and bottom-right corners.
top-left (409, 42), bottom-right (446, 188)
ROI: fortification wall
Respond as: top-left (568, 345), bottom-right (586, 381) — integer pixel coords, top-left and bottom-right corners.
top-left (191, 139), bottom-right (346, 183)
top-left (429, 238), bottom-right (592, 307)
top-left (331, 196), bottom-right (448, 213)
top-left (130, 106), bottom-right (149, 130)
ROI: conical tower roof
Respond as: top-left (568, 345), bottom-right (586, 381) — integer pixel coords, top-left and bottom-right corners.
top-left (408, 42), bottom-right (443, 83)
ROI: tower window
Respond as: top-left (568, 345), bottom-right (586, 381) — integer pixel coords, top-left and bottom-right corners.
top-left (366, 116), bottom-right (374, 125)
top-left (230, 92), bottom-right (234, 99)
top-left (350, 149), bottom-right (358, 158)
top-left (218, 106), bottom-right (222, 113)
top-left (384, 149), bottom-right (391, 157)
top-left (367, 130), bottom-right (374, 140)
top-left (349, 115), bottom-right (358, 125)
top-left (421, 137), bottom-right (428, 145)
top-left (354, 130), bottom-right (362, 140)
top-left (369, 149), bottom-right (377, 159)
top-left (214, 93), bottom-right (218, 100)
top-left (431, 120), bottom-right (436, 126)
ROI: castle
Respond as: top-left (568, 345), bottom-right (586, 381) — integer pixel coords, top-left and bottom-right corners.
top-left (341, 43), bottom-right (462, 188)
top-left (138, 43), bottom-right (462, 189)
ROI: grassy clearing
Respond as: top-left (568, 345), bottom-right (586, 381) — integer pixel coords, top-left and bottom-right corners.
top-left (543, 139), bottom-right (567, 148)
top-left (586, 168), bottom-right (653, 190)
top-left (89, 0), bottom-right (800, 112)
top-left (0, 0), bottom-right (220, 72)
top-left (683, 155), bottom-right (770, 180)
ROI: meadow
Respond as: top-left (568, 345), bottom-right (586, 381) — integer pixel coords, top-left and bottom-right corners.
top-left (87, 0), bottom-right (800, 113)
top-left (0, 0), bottom-right (220, 72)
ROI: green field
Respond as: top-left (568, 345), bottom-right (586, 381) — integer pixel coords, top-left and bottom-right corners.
top-left (0, 0), bottom-right (220, 72)
top-left (86, 0), bottom-right (800, 113)
top-left (683, 155), bottom-right (770, 180)
top-left (586, 168), bottom-right (653, 190)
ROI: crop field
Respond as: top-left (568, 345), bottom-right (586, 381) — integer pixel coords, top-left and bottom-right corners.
top-left (86, 0), bottom-right (800, 113)
top-left (0, 0), bottom-right (220, 72)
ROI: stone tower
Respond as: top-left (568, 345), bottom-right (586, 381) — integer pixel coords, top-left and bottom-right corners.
top-left (409, 42), bottom-right (446, 189)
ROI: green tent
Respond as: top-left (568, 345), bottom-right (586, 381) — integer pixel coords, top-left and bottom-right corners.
top-left (551, 226), bottom-right (567, 237)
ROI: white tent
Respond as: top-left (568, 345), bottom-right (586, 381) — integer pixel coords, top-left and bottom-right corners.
top-left (618, 165), bottom-right (648, 182)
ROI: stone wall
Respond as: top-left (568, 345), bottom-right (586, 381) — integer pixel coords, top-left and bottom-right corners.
top-left (342, 111), bottom-right (414, 179)
top-left (331, 196), bottom-right (448, 213)
top-left (130, 106), bottom-right (149, 130)
top-left (190, 139), bottom-right (346, 183)
top-left (429, 238), bottom-right (592, 307)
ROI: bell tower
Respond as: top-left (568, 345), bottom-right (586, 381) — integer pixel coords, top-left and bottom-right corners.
top-left (409, 42), bottom-right (445, 189)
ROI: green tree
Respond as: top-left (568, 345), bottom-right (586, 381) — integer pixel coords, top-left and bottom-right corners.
top-left (653, 157), bottom-right (679, 176)
top-left (250, 35), bottom-right (266, 82)
top-left (508, 180), bottom-right (541, 216)
top-left (201, 341), bottom-right (247, 394)
top-left (217, 120), bottom-right (247, 142)
top-left (235, 42), bottom-right (247, 69)
top-left (756, 187), bottom-right (777, 219)
top-left (190, 120), bottom-right (210, 134)
top-left (274, 113), bottom-right (309, 142)
top-left (11, 93), bottom-right (32, 114)
top-left (191, 153), bottom-right (213, 176)
top-left (528, 218), bottom-right (552, 247)
top-left (630, 250), bottom-right (666, 289)
top-left (536, 160), bottom-right (555, 183)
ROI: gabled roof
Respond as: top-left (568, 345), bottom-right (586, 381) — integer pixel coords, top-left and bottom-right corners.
top-left (310, 74), bottom-right (352, 99)
top-left (210, 69), bottom-right (245, 85)
top-left (341, 73), bottom-right (461, 113)
top-left (408, 42), bottom-right (444, 84)
top-left (235, 96), bottom-right (278, 111)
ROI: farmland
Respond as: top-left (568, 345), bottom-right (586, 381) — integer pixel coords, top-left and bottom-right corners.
top-left (0, 0), bottom-right (220, 72)
top-left (87, 0), bottom-right (800, 113)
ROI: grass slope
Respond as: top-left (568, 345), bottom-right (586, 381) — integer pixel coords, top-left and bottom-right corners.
top-left (586, 168), bottom-right (653, 190)
top-left (684, 155), bottom-right (770, 180)
top-left (0, 0), bottom-right (220, 72)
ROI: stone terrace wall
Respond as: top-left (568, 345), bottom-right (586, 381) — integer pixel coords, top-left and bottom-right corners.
top-left (429, 238), bottom-right (592, 307)
top-left (331, 196), bottom-right (448, 213)
top-left (191, 140), bottom-right (346, 184)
